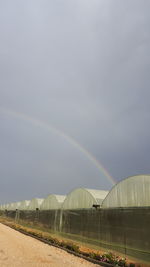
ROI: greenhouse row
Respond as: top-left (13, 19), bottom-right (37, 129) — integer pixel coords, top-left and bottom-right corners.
top-left (1, 174), bottom-right (150, 210)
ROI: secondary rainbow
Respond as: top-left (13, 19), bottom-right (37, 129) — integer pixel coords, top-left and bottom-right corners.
top-left (0, 107), bottom-right (116, 185)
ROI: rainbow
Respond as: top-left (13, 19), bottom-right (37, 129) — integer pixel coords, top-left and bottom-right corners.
top-left (0, 107), bottom-right (116, 185)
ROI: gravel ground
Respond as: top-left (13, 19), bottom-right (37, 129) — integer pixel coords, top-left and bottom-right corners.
top-left (0, 223), bottom-right (100, 267)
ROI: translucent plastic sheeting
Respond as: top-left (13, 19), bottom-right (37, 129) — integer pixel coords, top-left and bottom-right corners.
top-left (5, 207), bottom-right (150, 263)
top-left (40, 195), bottom-right (66, 210)
top-left (62, 188), bottom-right (109, 209)
top-left (1, 204), bottom-right (9, 210)
top-left (7, 202), bottom-right (21, 210)
top-left (27, 198), bottom-right (44, 210)
top-left (18, 200), bottom-right (30, 210)
top-left (102, 175), bottom-right (150, 208)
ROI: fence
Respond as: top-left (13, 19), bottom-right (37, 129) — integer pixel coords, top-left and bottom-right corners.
top-left (3, 207), bottom-right (150, 263)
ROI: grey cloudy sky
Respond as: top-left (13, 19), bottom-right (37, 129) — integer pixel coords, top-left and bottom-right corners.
top-left (0, 0), bottom-right (150, 203)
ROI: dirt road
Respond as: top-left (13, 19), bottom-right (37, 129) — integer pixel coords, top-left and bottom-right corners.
top-left (0, 223), bottom-right (100, 267)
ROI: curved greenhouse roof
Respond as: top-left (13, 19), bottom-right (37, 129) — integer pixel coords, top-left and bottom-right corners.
top-left (41, 194), bottom-right (66, 210)
top-left (2, 204), bottom-right (9, 210)
top-left (19, 200), bottom-right (30, 210)
top-left (0, 204), bottom-right (4, 210)
top-left (7, 203), bottom-right (13, 210)
top-left (1, 204), bottom-right (6, 210)
top-left (102, 175), bottom-right (150, 208)
top-left (27, 198), bottom-right (44, 210)
top-left (7, 202), bottom-right (21, 210)
top-left (62, 188), bottom-right (109, 210)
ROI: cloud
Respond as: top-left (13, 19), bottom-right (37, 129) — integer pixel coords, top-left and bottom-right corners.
top-left (0, 0), bottom-right (150, 202)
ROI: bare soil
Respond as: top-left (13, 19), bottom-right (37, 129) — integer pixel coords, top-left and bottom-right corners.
top-left (0, 223), bottom-right (100, 267)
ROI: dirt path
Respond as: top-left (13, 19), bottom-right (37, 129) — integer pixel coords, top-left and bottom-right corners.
top-left (0, 223), bottom-right (100, 267)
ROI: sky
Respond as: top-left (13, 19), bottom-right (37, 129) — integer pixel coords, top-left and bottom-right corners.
top-left (0, 0), bottom-right (150, 203)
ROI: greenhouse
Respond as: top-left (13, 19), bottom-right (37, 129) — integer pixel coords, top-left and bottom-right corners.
top-left (7, 203), bottom-right (14, 210)
top-left (0, 204), bottom-right (4, 210)
top-left (27, 198), bottom-right (44, 210)
top-left (102, 174), bottom-right (150, 208)
top-left (7, 202), bottom-right (21, 210)
top-left (18, 200), bottom-right (30, 210)
top-left (2, 204), bottom-right (9, 210)
top-left (40, 194), bottom-right (66, 210)
top-left (62, 188), bottom-right (109, 209)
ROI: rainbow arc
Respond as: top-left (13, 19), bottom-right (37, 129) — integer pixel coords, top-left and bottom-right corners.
top-left (0, 107), bottom-right (116, 185)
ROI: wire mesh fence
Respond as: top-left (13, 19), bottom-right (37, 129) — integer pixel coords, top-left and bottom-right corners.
top-left (2, 207), bottom-right (150, 263)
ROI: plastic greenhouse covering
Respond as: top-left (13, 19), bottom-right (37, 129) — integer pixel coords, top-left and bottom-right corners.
top-left (4, 204), bottom-right (9, 210)
top-left (7, 202), bottom-right (21, 210)
top-left (62, 188), bottom-right (109, 209)
top-left (2, 204), bottom-right (9, 210)
top-left (40, 194), bottom-right (66, 210)
top-left (102, 175), bottom-right (150, 208)
top-left (0, 204), bottom-right (4, 210)
top-left (27, 198), bottom-right (44, 210)
top-left (18, 200), bottom-right (30, 210)
top-left (7, 203), bottom-right (14, 210)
